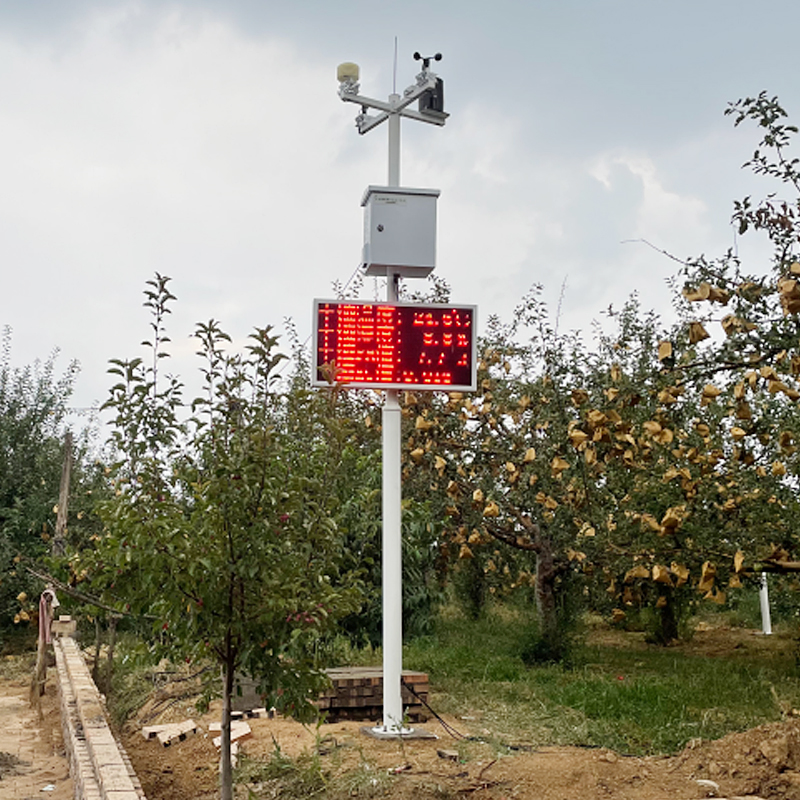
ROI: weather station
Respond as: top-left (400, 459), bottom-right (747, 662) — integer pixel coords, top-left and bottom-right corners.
top-left (313, 50), bottom-right (475, 738)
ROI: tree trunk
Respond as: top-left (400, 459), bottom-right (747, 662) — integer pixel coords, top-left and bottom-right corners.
top-left (104, 615), bottom-right (118, 695)
top-left (652, 591), bottom-right (679, 645)
top-left (92, 617), bottom-right (102, 686)
top-left (534, 534), bottom-right (559, 649)
top-left (220, 655), bottom-right (235, 800)
top-left (33, 632), bottom-right (48, 697)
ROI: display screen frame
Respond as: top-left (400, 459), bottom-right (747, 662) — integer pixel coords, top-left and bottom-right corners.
top-left (313, 299), bottom-right (477, 392)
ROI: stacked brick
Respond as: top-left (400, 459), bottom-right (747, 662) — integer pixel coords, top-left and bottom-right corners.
top-left (317, 667), bottom-right (430, 722)
top-left (54, 635), bottom-right (146, 800)
top-left (141, 719), bottom-right (199, 746)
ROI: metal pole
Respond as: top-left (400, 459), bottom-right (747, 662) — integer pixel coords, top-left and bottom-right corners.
top-left (380, 95), bottom-right (405, 732)
top-left (759, 572), bottom-right (772, 635)
top-left (381, 383), bottom-right (403, 730)
top-left (388, 94), bottom-right (401, 187)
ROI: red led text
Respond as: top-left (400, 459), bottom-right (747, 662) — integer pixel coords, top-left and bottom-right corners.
top-left (314, 301), bottom-right (476, 391)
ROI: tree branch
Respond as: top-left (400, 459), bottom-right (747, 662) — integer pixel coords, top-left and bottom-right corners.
top-left (22, 563), bottom-right (152, 619)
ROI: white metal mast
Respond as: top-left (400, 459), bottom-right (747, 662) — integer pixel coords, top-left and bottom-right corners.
top-left (337, 52), bottom-right (448, 734)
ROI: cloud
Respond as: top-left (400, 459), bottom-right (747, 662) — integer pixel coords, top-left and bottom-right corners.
top-left (592, 153), bottom-right (710, 247)
top-left (629, 156), bottom-right (707, 245)
top-left (1, 0), bottom-right (792, 417)
top-left (0, 5), bottom-right (369, 407)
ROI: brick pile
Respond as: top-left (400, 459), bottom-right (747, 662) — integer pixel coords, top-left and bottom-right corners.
top-left (318, 667), bottom-right (430, 722)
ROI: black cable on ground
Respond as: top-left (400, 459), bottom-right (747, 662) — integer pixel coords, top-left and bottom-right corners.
top-left (401, 678), bottom-right (469, 740)
top-left (401, 677), bottom-right (538, 752)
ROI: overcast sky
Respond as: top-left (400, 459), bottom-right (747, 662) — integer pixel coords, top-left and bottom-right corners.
top-left (1, 0), bottom-right (798, 415)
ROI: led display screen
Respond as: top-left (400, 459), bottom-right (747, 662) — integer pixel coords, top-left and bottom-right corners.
top-left (313, 300), bottom-right (477, 391)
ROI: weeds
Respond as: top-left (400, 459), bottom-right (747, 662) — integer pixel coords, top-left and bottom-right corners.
top-left (105, 634), bottom-right (217, 728)
top-left (332, 761), bottom-right (393, 798)
top-left (66, 600), bottom-right (800, 797)
top-left (239, 737), bottom-right (328, 799)
top-left (237, 730), bottom-right (400, 800)
top-left (0, 651), bottom-right (34, 681)
top-left (405, 603), bottom-right (800, 755)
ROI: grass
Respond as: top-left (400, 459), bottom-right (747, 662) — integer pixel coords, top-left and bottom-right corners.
top-left (0, 650), bottom-right (35, 681)
top-left (238, 741), bottom-right (329, 799)
top-left (404, 604), bottom-right (800, 755)
top-left (74, 602), bottom-right (800, 798)
top-left (0, 626), bottom-right (37, 663)
top-left (237, 736), bottom-right (394, 800)
top-left (104, 635), bottom-right (218, 727)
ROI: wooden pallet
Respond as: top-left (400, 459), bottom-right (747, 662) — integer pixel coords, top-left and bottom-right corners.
top-left (317, 667), bottom-right (429, 723)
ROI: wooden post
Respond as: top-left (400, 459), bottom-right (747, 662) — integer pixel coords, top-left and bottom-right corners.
top-left (104, 615), bottom-right (119, 695)
top-left (30, 591), bottom-right (54, 708)
top-left (52, 431), bottom-right (72, 557)
top-left (92, 616), bottom-right (102, 686)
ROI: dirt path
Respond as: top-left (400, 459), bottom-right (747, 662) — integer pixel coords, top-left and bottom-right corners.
top-left (0, 661), bottom-right (72, 800)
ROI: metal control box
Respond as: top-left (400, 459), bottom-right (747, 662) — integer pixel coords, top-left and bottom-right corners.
top-left (361, 185), bottom-right (439, 278)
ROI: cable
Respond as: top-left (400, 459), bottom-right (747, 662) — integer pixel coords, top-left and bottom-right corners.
top-left (401, 677), bottom-right (469, 740)
top-left (401, 677), bottom-right (539, 752)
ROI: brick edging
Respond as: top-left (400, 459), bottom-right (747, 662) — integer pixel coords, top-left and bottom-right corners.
top-left (53, 636), bottom-right (146, 800)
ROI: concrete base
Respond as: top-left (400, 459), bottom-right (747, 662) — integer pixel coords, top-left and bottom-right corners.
top-left (360, 725), bottom-right (438, 740)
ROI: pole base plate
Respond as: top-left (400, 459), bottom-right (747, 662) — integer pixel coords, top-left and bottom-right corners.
top-left (360, 725), bottom-right (438, 740)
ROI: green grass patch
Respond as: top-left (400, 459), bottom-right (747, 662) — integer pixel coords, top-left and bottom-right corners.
top-left (404, 605), bottom-right (800, 755)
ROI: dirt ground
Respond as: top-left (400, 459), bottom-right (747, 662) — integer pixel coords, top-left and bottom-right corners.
top-left (122, 703), bottom-right (800, 800)
top-left (0, 659), bottom-right (72, 800)
top-left (3, 628), bottom-right (798, 800)
top-left (118, 626), bottom-right (800, 800)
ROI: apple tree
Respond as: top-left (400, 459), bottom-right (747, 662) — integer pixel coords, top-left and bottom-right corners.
top-left (84, 276), bottom-right (363, 800)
